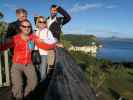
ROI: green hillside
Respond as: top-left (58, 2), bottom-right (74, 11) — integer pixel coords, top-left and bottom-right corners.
top-left (70, 51), bottom-right (133, 100)
top-left (64, 34), bottom-right (100, 46)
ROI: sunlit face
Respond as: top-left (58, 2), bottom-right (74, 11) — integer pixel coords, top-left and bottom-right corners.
top-left (37, 18), bottom-right (47, 29)
top-left (51, 7), bottom-right (57, 17)
top-left (20, 21), bottom-right (31, 35)
top-left (16, 12), bottom-right (27, 21)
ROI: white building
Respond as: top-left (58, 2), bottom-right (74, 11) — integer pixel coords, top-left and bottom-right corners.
top-left (69, 45), bottom-right (98, 54)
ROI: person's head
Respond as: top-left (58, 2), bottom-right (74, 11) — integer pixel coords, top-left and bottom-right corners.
top-left (36, 16), bottom-right (47, 29)
top-left (19, 20), bottom-right (32, 35)
top-left (50, 5), bottom-right (58, 17)
top-left (16, 8), bottom-right (28, 21)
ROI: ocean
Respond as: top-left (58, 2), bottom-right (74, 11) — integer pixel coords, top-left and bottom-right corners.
top-left (96, 38), bottom-right (133, 62)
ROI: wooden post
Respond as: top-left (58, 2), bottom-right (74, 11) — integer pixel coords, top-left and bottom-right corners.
top-left (4, 50), bottom-right (10, 86)
top-left (0, 52), bottom-right (3, 87)
top-left (0, 50), bottom-right (10, 87)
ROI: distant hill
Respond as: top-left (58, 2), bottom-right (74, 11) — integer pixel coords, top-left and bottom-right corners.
top-left (98, 37), bottom-right (133, 44)
top-left (64, 34), bottom-right (100, 46)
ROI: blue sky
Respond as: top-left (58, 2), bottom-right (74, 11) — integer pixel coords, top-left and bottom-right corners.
top-left (0, 0), bottom-right (133, 38)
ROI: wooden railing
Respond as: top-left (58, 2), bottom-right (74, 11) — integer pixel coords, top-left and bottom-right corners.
top-left (0, 50), bottom-right (10, 87)
top-left (44, 48), bottom-right (96, 100)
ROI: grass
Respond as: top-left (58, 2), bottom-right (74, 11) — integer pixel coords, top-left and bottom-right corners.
top-left (70, 51), bottom-right (133, 100)
top-left (99, 67), bottom-right (133, 100)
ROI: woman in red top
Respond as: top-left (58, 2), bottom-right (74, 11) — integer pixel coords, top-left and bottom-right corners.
top-left (0, 19), bottom-right (61, 100)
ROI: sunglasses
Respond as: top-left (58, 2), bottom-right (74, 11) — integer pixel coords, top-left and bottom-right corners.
top-left (38, 21), bottom-right (46, 24)
top-left (21, 25), bottom-right (31, 28)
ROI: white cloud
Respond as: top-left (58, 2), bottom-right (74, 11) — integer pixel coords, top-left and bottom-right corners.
top-left (105, 5), bottom-right (118, 9)
top-left (68, 3), bottom-right (118, 13)
top-left (68, 3), bottom-right (103, 13)
top-left (86, 29), bottom-right (126, 36)
top-left (87, 29), bottom-right (120, 33)
top-left (4, 3), bottom-right (18, 10)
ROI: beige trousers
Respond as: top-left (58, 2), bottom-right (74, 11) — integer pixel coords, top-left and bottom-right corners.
top-left (47, 50), bottom-right (56, 74)
top-left (47, 50), bottom-right (55, 66)
top-left (11, 64), bottom-right (37, 99)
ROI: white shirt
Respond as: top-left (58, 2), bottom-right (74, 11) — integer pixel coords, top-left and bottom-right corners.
top-left (47, 16), bottom-right (57, 29)
top-left (35, 28), bottom-right (57, 55)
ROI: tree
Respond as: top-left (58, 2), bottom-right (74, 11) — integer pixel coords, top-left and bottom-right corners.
top-left (0, 12), bottom-right (4, 19)
top-left (0, 12), bottom-right (7, 36)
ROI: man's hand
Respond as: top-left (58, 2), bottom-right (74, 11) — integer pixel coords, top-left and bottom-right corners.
top-left (56, 6), bottom-right (59, 11)
top-left (56, 43), bottom-right (64, 48)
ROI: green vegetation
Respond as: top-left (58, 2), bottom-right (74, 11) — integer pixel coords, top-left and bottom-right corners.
top-left (0, 12), bottom-right (4, 19)
top-left (0, 12), bottom-right (8, 57)
top-left (70, 51), bottom-right (133, 100)
top-left (0, 12), bottom-right (7, 37)
top-left (64, 34), bottom-right (100, 46)
top-left (0, 22), bottom-right (7, 36)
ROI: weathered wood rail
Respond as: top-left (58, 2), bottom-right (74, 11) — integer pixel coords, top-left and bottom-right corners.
top-left (44, 48), bottom-right (96, 100)
top-left (0, 50), bottom-right (10, 87)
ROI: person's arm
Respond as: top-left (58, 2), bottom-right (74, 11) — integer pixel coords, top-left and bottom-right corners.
top-left (6, 23), bottom-right (14, 38)
top-left (44, 30), bottom-right (57, 44)
top-left (57, 6), bottom-right (71, 25)
top-left (32, 35), bottom-right (56, 50)
top-left (6, 21), bottom-right (19, 38)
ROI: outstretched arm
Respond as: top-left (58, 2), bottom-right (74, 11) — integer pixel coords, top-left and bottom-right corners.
top-left (32, 35), bottom-right (56, 50)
